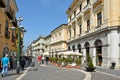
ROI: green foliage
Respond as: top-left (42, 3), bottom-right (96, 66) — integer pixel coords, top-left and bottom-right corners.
top-left (65, 57), bottom-right (73, 64)
top-left (75, 58), bottom-right (81, 65)
top-left (57, 58), bottom-right (63, 65)
top-left (87, 54), bottom-right (94, 68)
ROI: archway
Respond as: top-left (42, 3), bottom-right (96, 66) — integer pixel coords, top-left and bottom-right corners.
top-left (94, 39), bottom-right (102, 66)
top-left (77, 44), bottom-right (81, 53)
top-left (84, 42), bottom-right (90, 62)
top-left (72, 45), bottom-right (75, 52)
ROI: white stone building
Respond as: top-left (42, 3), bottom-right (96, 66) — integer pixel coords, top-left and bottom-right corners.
top-left (66, 0), bottom-right (120, 68)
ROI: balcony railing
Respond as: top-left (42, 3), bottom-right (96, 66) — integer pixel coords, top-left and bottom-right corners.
top-left (93, 0), bottom-right (102, 4)
top-left (0, 0), bottom-right (6, 7)
top-left (76, 12), bottom-right (83, 18)
top-left (68, 25), bottom-right (105, 42)
top-left (83, 3), bottom-right (91, 13)
top-left (93, 0), bottom-right (102, 8)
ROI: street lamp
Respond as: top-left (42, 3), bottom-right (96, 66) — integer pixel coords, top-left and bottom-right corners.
top-left (11, 16), bottom-right (26, 74)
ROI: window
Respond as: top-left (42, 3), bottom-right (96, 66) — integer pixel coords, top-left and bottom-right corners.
top-left (0, 24), bottom-right (1, 33)
top-left (69, 16), bottom-right (71, 21)
top-left (87, 0), bottom-right (90, 4)
top-left (72, 45), bottom-right (75, 52)
top-left (5, 20), bottom-right (10, 39)
top-left (5, 20), bottom-right (9, 30)
top-left (80, 4), bottom-right (82, 12)
top-left (69, 28), bottom-right (71, 38)
top-left (73, 27), bottom-right (76, 37)
top-left (97, 12), bottom-right (102, 26)
top-left (77, 44), bottom-right (81, 53)
top-left (68, 47), bottom-right (70, 51)
top-left (87, 20), bottom-right (90, 31)
top-left (74, 10), bottom-right (76, 17)
top-left (79, 25), bottom-right (82, 35)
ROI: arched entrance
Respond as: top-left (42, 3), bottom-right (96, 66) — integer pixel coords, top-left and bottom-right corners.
top-left (77, 44), bottom-right (81, 53)
top-left (72, 45), bottom-right (75, 52)
top-left (94, 39), bottom-right (102, 66)
top-left (84, 42), bottom-right (90, 62)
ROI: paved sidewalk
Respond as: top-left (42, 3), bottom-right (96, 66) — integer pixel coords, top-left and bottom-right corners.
top-left (0, 68), bottom-right (19, 80)
top-left (90, 67), bottom-right (120, 80)
top-left (96, 67), bottom-right (120, 76)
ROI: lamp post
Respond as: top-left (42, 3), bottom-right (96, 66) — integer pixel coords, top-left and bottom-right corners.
top-left (11, 16), bottom-right (26, 74)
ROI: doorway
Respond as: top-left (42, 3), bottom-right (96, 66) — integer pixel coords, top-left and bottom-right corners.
top-left (94, 39), bottom-right (102, 66)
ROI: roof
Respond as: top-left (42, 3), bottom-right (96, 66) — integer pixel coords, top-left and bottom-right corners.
top-left (51, 24), bottom-right (68, 33)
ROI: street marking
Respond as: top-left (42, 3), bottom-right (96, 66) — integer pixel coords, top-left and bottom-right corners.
top-left (70, 68), bottom-right (91, 80)
top-left (15, 67), bottom-right (31, 80)
top-left (97, 70), bottom-right (120, 79)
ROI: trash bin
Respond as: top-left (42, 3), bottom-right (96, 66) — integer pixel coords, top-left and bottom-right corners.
top-left (111, 62), bottom-right (116, 69)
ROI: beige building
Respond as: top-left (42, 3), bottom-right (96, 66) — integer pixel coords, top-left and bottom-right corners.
top-left (0, 0), bottom-right (18, 58)
top-left (44, 35), bottom-right (51, 53)
top-left (50, 24), bottom-right (68, 54)
top-left (66, 0), bottom-right (120, 68)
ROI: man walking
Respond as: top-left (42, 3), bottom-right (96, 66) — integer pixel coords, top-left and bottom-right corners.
top-left (20, 56), bottom-right (25, 71)
top-left (1, 54), bottom-right (10, 77)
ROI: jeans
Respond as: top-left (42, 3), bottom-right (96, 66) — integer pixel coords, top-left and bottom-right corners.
top-left (1, 66), bottom-right (8, 76)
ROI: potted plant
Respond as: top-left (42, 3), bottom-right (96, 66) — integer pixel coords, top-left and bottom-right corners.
top-left (74, 57), bottom-right (81, 69)
top-left (85, 54), bottom-right (95, 71)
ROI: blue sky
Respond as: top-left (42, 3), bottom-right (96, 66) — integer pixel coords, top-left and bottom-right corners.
top-left (16, 0), bottom-right (73, 47)
top-left (16, 0), bottom-right (73, 48)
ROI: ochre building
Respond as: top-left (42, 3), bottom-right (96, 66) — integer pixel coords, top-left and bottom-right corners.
top-left (0, 0), bottom-right (18, 58)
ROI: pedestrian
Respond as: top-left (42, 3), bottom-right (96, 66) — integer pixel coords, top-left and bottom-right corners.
top-left (45, 56), bottom-right (49, 64)
top-left (1, 54), bottom-right (10, 77)
top-left (41, 56), bottom-right (45, 64)
top-left (9, 56), bottom-right (13, 69)
top-left (37, 56), bottom-right (42, 64)
top-left (20, 56), bottom-right (25, 71)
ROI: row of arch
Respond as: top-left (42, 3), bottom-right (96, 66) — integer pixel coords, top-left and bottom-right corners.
top-left (68, 39), bottom-right (103, 66)
top-left (68, 39), bottom-right (102, 52)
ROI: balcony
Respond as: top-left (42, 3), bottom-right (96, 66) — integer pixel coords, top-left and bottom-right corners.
top-left (93, 0), bottom-right (102, 4)
top-left (12, 18), bottom-right (18, 26)
top-left (0, 0), bottom-right (6, 7)
top-left (93, 0), bottom-right (103, 7)
top-left (83, 3), bottom-right (91, 13)
top-left (76, 12), bottom-right (83, 19)
top-left (5, 5), bottom-right (14, 19)
top-left (95, 25), bottom-right (102, 31)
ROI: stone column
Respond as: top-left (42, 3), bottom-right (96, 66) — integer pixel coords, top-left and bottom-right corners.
top-left (93, 47), bottom-right (96, 66)
top-left (83, 48), bottom-right (86, 63)
top-left (109, 29), bottom-right (119, 68)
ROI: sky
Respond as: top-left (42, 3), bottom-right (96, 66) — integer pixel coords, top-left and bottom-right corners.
top-left (16, 0), bottom-right (73, 49)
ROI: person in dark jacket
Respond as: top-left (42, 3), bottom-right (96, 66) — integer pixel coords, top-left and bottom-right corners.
top-left (45, 56), bottom-right (49, 64)
top-left (9, 56), bottom-right (13, 69)
top-left (20, 56), bottom-right (25, 70)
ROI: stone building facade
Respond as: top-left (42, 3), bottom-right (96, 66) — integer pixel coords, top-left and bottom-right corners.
top-left (50, 24), bottom-right (68, 54)
top-left (0, 0), bottom-right (18, 58)
top-left (66, 0), bottom-right (120, 68)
